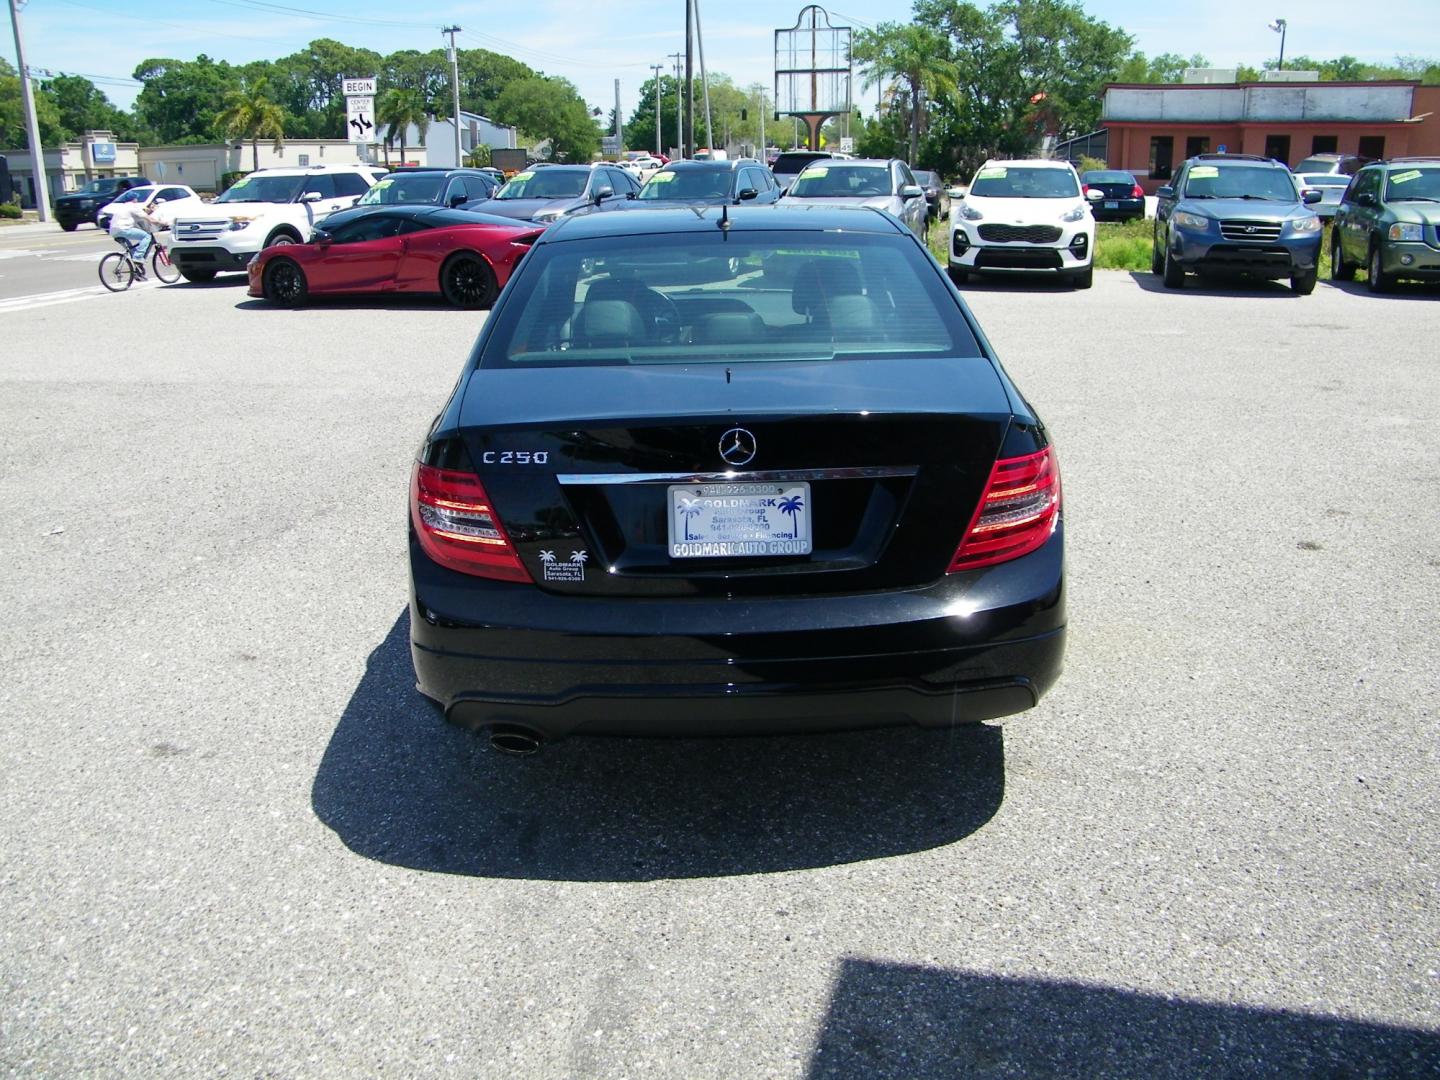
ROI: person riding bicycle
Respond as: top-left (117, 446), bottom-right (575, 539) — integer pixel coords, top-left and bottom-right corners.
top-left (108, 191), bottom-right (170, 269)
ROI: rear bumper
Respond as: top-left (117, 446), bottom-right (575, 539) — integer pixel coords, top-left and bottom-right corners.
top-left (409, 526), bottom-right (1066, 741)
top-left (1089, 197), bottom-right (1145, 221)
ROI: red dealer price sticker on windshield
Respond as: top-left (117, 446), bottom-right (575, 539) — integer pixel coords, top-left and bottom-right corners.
top-left (668, 483), bottom-right (812, 558)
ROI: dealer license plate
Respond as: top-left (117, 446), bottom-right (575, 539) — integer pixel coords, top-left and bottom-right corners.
top-left (1104, 200), bottom-right (1118, 209)
top-left (667, 482), bottom-right (812, 558)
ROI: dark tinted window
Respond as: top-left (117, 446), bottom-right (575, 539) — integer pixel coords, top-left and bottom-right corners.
top-left (303, 175), bottom-right (338, 200)
top-left (1384, 165), bottom-right (1440, 201)
top-left (1082, 171), bottom-right (1135, 184)
top-left (160, 187), bottom-right (190, 201)
top-left (637, 167), bottom-right (732, 200)
top-left (772, 152), bottom-right (831, 175)
top-left (334, 173), bottom-right (373, 197)
top-left (327, 214), bottom-right (402, 243)
top-left (463, 175), bottom-right (494, 201)
top-left (217, 174), bottom-right (306, 203)
top-left (484, 231), bottom-right (978, 368)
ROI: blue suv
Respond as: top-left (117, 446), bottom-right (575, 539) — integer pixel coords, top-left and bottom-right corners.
top-left (1152, 154), bottom-right (1324, 294)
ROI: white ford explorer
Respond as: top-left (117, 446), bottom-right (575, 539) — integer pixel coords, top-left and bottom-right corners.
top-left (169, 164), bottom-right (385, 282)
top-left (948, 158), bottom-right (1095, 289)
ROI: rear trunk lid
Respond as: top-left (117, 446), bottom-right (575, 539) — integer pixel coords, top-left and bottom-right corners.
top-left (457, 359), bottom-right (1012, 597)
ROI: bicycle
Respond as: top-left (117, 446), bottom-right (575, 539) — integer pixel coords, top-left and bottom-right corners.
top-left (98, 232), bottom-right (181, 292)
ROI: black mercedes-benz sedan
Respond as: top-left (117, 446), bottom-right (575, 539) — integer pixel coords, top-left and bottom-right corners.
top-left (409, 205), bottom-right (1065, 752)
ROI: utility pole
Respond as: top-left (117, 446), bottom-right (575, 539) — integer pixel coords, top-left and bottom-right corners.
top-left (683, 0), bottom-right (694, 157)
top-left (614, 78), bottom-right (623, 153)
top-left (650, 64), bottom-right (663, 156)
top-left (669, 52), bottom-right (683, 156)
top-left (443, 26), bottom-right (463, 166)
top-left (693, 0), bottom-right (713, 153)
top-left (7, 0), bottom-right (50, 222)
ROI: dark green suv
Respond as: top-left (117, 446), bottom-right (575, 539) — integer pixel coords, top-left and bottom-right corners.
top-left (1332, 157), bottom-right (1440, 292)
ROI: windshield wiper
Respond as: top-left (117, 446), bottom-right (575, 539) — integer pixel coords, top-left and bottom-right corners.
top-left (1185, 193), bottom-right (1216, 199)
top-left (1390, 196), bottom-right (1440, 203)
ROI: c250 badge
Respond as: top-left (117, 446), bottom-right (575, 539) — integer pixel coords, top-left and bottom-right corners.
top-left (481, 450), bottom-right (550, 465)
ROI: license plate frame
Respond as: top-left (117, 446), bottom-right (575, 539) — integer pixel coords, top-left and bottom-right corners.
top-left (1104, 200), bottom-right (1119, 209)
top-left (667, 482), bottom-right (812, 558)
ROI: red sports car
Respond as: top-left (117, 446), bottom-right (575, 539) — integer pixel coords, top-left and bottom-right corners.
top-left (247, 206), bottom-right (543, 309)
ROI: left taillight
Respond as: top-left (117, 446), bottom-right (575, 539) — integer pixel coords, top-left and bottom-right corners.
top-left (947, 447), bottom-right (1061, 572)
top-left (410, 462), bottom-right (531, 582)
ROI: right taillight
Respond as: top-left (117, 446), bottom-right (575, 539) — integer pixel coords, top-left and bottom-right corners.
top-left (411, 462), bottom-right (531, 582)
top-left (1131, 184), bottom-right (1145, 199)
top-left (947, 447), bottom-right (1061, 572)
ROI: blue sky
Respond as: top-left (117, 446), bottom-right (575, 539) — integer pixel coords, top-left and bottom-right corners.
top-left (7, 0), bottom-right (1439, 117)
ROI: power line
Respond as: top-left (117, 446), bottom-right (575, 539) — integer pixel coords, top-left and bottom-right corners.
top-left (49, 0), bottom-right (301, 49)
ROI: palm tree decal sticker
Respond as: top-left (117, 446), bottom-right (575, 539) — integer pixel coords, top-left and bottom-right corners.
top-left (539, 550), bottom-right (556, 565)
top-left (569, 550), bottom-right (589, 566)
top-left (777, 493), bottom-right (804, 538)
top-left (678, 495), bottom-right (703, 540)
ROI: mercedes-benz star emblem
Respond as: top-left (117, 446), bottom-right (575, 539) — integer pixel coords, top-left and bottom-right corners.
top-left (718, 427), bottom-right (757, 467)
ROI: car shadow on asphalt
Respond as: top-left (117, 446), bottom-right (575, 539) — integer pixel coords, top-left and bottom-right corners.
top-left (233, 296), bottom-right (474, 312)
top-left (1323, 279), bottom-right (1440, 301)
top-left (804, 958), bottom-right (1440, 1078)
top-left (953, 274), bottom-right (1083, 294)
top-left (310, 612), bottom-right (1006, 882)
top-left (1126, 270), bottom-right (1301, 297)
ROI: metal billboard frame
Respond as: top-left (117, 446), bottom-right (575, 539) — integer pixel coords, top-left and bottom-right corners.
top-left (774, 5), bottom-right (852, 151)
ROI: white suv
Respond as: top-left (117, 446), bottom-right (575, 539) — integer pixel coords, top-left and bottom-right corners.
top-left (948, 159), bottom-right (1094, 289)
top-left (169, 164), bottom-right (384, 282)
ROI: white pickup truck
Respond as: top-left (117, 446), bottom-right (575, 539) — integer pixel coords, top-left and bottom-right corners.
top-left (168, 163), bottom-right (385, 282)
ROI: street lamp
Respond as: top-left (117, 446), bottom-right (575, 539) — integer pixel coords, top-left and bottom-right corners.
top-left (1268, 18), bottom-right (1287, 72)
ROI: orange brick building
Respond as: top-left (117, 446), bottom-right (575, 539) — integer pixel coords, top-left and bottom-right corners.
top-left (1098, 79), bottom-right (1440, 192)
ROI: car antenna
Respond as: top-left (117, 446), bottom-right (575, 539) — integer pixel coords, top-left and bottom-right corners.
top-left (719, 203), bottom-right (730, 231)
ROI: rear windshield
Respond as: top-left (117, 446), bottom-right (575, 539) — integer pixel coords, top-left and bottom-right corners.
top-left (788, 165), bottom-right (891, 197)
top-left (495, 169), bottom-right (587, 200)
top-left (217, 175), bottom-right (306, 204)
top-left (480, 231), bottom-right (979, 368)
top-left (1385, 166), bottom-right (1440, 201)
top-left (1082, 171), bottom-right (1134, 185)
top-left (1182, 165), bottom-right (1298, 201)
top-left (772, 153), bottom-right (829, 175)
top-left (969, 166), bottom-right (1079, 198)
top-left (1295, 157), bottom-right (1340, 174)
top-left (358, 174), bottom-right (444, 204)
top-left (1296, 175), bottom-right (1348, 188)
top-left (638, 168), bottom-right (730, 200)
top-left (79, 179), bottom-right (123, 195)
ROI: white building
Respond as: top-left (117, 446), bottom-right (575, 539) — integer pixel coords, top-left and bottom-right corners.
top-left (374, 110), bottom-right (518, 168)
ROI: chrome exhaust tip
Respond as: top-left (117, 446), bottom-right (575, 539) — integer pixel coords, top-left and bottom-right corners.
top-left (488, 725), bottom-right (543, 756)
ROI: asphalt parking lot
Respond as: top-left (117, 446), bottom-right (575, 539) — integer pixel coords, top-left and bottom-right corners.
top-left (2, 271), bottom-right (1437, 1077)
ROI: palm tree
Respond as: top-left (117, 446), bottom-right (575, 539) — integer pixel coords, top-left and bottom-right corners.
top-left (678, 496), bottom-right (703, 541)
top-left (215, 78), bottom-right (287, 174)
top-left (377, 89), bottom-right (429, 168)
top-left (853, 23), bottom-right (958, 167)
top-left (777, 494), bottom-right (805, 539)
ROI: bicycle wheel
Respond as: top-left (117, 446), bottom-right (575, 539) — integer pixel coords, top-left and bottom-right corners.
top-left (99, 252), bottom-right (136, 292)
top-left (151, 246), bottom-right (181, 285)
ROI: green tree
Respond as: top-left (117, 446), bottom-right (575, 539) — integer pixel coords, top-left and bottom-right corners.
top-left (493, 77), bottom-right (598, 162)
top-left (216, 77), bottom-right (287, 172)
top-left (1113, 52), bottom-right (1209, 84)
top-left (377, 88), bottom-right (429, 166)
top-left (853, 22), bottom-right (958, 165)
top-left (1, 58), bottom-right (69, 147)
top-left (132, 56), bottom-right (241, 143)
top-left (38, 75), bottom-right (137, 141)
top-left (913, 0), bottom-right (1133, 172)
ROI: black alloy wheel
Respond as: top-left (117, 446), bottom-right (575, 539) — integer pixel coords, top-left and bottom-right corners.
top-left (1150, 235), bottom-right (1164, 275)
top-left (264, 258), bottom-right (309, 307)
top-left (441, 255), bottom-right (497, 310)
top-left (1331, 232), bottom-right (1354, 281)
